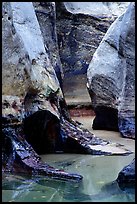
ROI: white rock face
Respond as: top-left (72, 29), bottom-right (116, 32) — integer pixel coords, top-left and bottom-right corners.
top-left (33, 2), bottom-right (64, 87)
top-left (56, 2), bottom-right (129, 105)
top-left (87, 3), bottom-right (135, 138)
top-left (2, 2), bottom-right (63, 118)
top-left (64, 2), bottom-right (129, 17)
top-left (87, 13), bottom-right (126, 108)
top-left (11, 2), bottom-right (46, 61)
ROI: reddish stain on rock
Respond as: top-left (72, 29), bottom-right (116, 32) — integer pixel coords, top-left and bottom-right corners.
top-left (69, 108), bottom-right (95, 117)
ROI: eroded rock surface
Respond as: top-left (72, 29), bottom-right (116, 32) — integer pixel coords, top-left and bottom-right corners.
top-left (56, 2), bottom-right (129, 76)
top-left (2, 2), bottom-right (63, 116)
top-left (2, 2), bottom-right (133, 182)
top-left (55, 2), bottom-right (129, 105)
top-left (2, 2), bottom-right (81, 181)
top-left (87, 3), bottom-right (135, 139)
top-left (33, 2), bottom-right (64, 89)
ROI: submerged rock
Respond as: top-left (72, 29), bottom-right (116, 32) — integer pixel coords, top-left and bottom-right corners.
top-left (87, 3), bottom-right (135, 139)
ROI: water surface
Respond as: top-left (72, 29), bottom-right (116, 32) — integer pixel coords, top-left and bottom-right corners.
top-left (2, 116), bottom-right (135, 202)
top-left (2, 153), bottom-right (135, 202)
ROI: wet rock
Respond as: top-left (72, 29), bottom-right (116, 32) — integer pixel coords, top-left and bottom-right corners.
top-left (23, 107), bottom-right (132, 156)
top-left (2, 126), bottom-right (83, 182)
top-left (87, 3), bottom-right (135, 139)
top-left (60, 117), bottom-right (132, 156)
top-left (118, 114), bottom-right (135, 139)
top-left (116, 158), bottom-right (135, 188)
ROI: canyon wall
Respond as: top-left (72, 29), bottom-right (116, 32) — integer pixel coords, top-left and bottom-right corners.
top-left (2, 2), bottom-right (134, 181)
top-left (87, 2), bottom-right (135, 138)
top-left (55, 2), bottom-right (129, 104)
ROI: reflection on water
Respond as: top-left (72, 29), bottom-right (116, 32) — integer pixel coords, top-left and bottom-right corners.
top-left (2, 116), bottom-right (135, 202)
top-left (2, 153), bottom-right (135, 202)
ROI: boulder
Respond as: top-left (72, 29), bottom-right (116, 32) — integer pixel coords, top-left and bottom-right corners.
top-left (87, 3), bottom-right (135, 138)
top-left (116, 158), bottom-right (135, 188)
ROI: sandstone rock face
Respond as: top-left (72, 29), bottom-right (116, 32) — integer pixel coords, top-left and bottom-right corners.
top-left (55, 2), bottom-right (129, 104)
top-left (117, 3), bottom-right (135, 139)
top-left (33, 2), bottom-right (64, 89)
top-left (63, 2), bottom-right (129, 17)
top-left (2, 2), bottom-right (67, 180)
top-left (2, 2), bottom-right (83, 181)
top-left (2, 2), bottom-right (133, 181)
top-left (2, 2), bottom-right (62, 119)
top-left (87, 3), bottom-right (135, 138)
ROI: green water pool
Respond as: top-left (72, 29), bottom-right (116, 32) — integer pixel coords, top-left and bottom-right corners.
top-left (2, 154), bottom-right (135, 202)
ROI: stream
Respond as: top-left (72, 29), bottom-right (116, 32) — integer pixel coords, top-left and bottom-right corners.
top-left (2, 116), bottom-right (135, 202)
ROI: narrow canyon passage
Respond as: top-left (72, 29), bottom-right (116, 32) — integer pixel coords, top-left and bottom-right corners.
top-left (2, 2), bottom-right (135, 202)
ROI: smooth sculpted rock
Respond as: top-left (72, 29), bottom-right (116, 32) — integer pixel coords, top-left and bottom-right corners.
top-left (2, 2), bottom-right (82, 182)
top-left (2, 2), bottom-right (133, 182)
top-left (56, 2), bottom-right (129, 76)
top-left (33, 2), bottom-right (64, 89)
top-left (2, 2), bottom-right (63, 117)
top-left (55, 2), bottom-right (129, 104)
top-left (87, 3), bottom-right (135, 138)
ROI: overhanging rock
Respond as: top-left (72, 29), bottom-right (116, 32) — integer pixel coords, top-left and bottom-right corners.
top-left (87, 3), bottom-right (135, 139)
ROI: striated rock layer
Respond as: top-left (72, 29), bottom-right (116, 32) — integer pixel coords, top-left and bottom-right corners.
top-left (87, 3), bottom-right (135, 139)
